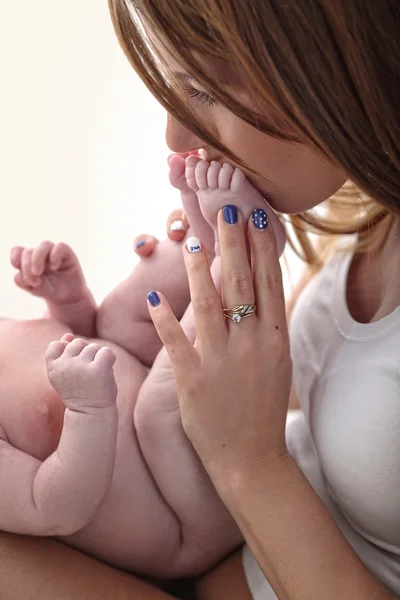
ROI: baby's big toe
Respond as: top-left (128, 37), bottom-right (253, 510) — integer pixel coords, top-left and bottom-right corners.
top-left (169, 154), bottom-right (193, 195)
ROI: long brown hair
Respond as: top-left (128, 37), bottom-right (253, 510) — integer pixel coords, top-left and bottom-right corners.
top-left (108, 0), bottom-right (400, 267)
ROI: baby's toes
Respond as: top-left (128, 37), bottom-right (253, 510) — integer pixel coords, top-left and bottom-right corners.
top-left (207, 161), bottom-right (222, 188)
top-left (93, 346), bottom-right (117, 369)
top-left (218, 163), bottom-right (235, 189)
top-left (185, 155), bottom-right (201, 191)
top-left (194, 160), bottom-right (210, 190)
top-left (168, 154), bottom-right (192, 196)
top-left (230, 167), bottom-right (247, 194)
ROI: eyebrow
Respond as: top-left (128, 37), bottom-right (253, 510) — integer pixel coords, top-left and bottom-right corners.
top-left (173, 69), bottom-right (239, 88)
top-left (174, 72), bottom-right (191, 83)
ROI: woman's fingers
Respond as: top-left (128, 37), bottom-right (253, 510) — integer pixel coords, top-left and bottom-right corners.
top-left (183, 236), bottom-right (228, 350)
top-left (218, 206), bottom-right (255, 319)
top-left (133, 210), bottom-right (189, 259)
top-left (133, 235), bottom-right (159, 258)
top-left (248, 209), bottom-right (287, 327)
top-left (147, 291), bottom-right (196, 376)
top-left (167, 209), bottom-right (189, 242)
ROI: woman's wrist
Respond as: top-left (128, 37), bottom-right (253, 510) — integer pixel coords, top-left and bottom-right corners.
top-left (211, 445), bottom-right (293, 514)
top-left (212, 451), bottom-right (392, 600)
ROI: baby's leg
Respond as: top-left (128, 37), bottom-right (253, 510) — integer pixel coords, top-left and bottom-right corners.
top-left (96, 156), bottom-right (216, 367)
top-left (0, 334), bottom-right (118, 536)
top-left (11, 242), bottom-right (96, 337)
top-left (135, 162), bottom-right (289, 571)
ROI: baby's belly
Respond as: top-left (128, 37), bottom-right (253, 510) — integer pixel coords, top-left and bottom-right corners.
top-left (0, 318), bottom-right (147, 461)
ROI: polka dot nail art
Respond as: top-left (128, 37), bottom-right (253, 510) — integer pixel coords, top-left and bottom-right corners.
top-left (252, 209), bottom-right (269, 230)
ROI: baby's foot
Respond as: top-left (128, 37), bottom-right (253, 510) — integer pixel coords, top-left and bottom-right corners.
top-left (10, 242), bottom-right (89, 305)
top-left (185, 158), bottom-right (287, 257)
top-left (46, 334), bottom-right (117, 411)
top-left (168, 154), bottom-right (215, 256)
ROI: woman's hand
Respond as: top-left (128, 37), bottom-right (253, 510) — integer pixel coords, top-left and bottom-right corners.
top-left (134, 209), bottom-right (189, 258)
top-left (147, 205), bottom-right (292, 488)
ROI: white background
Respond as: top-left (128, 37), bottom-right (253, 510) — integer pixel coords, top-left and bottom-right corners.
top-left (0, 0), bottom-right (302, 320)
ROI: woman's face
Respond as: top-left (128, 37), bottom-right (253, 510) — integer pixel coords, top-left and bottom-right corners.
top-left (165, 73), bottom-right (347, 214)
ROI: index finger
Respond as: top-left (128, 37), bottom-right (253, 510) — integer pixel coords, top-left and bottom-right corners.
top-left (167, 209), bottom-right (189, 242)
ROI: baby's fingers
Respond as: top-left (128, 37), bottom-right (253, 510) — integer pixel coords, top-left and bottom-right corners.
top-left (20, 248), bottom-right (40, 287)
top-left (31, 241), bottom-right (54, 276)
top-left (10, 246), bottom-right (24, 270)
top-left (49, 242), bottom-right (75, 271)
top-left (147, 291), bottom-right (197, 376)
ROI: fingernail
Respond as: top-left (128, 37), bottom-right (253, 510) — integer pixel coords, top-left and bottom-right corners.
top-left (223, 205), bottom-right (238, 225)
top-left (186, 237), bottom-right (202, 253)
top-left (136, 239), bottom-right (147, 249)
top-left (252, 209), bottom-right (269, 230)
top-left (170, 220), bottom-right (186, 232)
top-left (147, 291), bottom-right (161, 307)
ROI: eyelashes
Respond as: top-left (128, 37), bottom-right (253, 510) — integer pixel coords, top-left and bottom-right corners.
top-left (185, 85), bottom-right (217, 107)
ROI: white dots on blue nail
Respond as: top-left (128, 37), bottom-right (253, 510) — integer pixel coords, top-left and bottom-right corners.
top-left (252, 209), bottom-right (269, 230)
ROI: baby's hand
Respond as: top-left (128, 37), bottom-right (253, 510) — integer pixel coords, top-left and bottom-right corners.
top-left (10, 241), bottom-right (87, 304)
top-left (46, 334), bottom-right (117, 412)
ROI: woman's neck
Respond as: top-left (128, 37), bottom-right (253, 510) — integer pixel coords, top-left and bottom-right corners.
top-left (346, 216), bottom-right (400, 324)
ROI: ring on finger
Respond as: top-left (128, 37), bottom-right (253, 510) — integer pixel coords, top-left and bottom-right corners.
top-left (223, 304), bottom-right (257, 323)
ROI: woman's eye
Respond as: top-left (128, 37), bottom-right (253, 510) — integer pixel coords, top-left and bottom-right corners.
top-left (185, 85), bottom-right (217, 107)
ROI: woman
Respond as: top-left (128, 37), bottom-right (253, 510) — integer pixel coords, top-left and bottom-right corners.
top-left (1, 1), bottom-right (398, 598)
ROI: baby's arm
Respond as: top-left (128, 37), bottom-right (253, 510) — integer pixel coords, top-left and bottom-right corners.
top-left (11, 243), bottom-right (97, 337)
top-left (0, 336), bottom-right (118, 536)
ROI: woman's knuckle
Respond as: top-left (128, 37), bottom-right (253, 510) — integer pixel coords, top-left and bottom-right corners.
top-left (224, 234), bottom-right (243, 251)
top-left (228, 270), bottom-right (252, 295)
top-left (192, 294), bottom-right (218, 315)
top-left (269, 329), bottom-right (288, 358)
top-left (258, 268), bottom-right (283, 295)
top-left (186, 258), bottom-right (204, 276)
top-left (158, 318), bottom-right (178, 345)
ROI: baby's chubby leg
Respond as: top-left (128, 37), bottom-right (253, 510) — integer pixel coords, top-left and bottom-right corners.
top-left (96, 156), bottom-right (216, 367)
top-left (0, 334), bottom-right (118, 536)
top-left (135, 161), bottom-right (288, 570)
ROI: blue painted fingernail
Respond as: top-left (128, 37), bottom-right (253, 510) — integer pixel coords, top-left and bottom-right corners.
top-left (223, 205), bottom-right (238, 225)
top-left (147, 291), bottom-right (161, 307)
top-left (252, 209), bottom-right (269, 230)
top-left (136, 239), bottom-right (147, 249)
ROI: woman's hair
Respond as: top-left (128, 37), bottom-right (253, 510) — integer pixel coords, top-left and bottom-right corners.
top-left (109, 0), bottom-right (399, 267)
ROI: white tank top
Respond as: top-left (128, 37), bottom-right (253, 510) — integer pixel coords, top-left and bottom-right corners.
top-left (243, 242), bottom-right (400, 599)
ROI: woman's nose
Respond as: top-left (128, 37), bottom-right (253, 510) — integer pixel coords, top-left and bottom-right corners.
top-left (165, 113), bottom-right (203, 153)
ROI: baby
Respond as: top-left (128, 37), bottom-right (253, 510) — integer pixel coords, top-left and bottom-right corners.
top-left (0, 157), bottom-right (286, 578)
